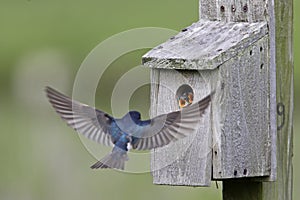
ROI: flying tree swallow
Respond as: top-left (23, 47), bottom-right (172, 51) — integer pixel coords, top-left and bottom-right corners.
top-left (45, 86), bottom-right (212, 170)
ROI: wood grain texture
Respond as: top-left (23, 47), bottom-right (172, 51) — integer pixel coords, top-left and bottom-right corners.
top-left (213, 36), bottom-right (271, 179)
top-left (199, 0), bottom-right (268, 22)
top-left (199, 0), bottom-right (217, 20)
top-left (150, 69), bottom-right (212, 186)
top-left (142, 20), bottom-right (268, 70)
top-left (261, 0), bottom-right (294, 199)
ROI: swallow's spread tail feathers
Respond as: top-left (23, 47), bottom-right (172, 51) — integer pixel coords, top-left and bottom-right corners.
top-left (90, 148), bottom-right (128, 170)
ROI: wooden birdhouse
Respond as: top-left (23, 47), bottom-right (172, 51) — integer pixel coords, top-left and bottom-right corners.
top-left (142, 1), bottom-right (278, 187)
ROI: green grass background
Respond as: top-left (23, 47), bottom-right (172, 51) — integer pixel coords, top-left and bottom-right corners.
top-left (0, 1), bottom-right (298, 199)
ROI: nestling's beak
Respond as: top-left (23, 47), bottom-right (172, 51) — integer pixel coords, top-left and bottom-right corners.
top-left (179, 98), bottom-right (187, 108)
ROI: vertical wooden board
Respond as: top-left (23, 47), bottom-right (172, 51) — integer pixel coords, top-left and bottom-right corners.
top-left (199, 0), bottom-right (217, 20)
top-left (213, 36), bottom-right (271, 179)
top-left (216, 0), bottom-right (236, 21)
top-left (249, 0), bottom-right (268, 22)
top-left (229, 0), bottom-right (249, 22)
top-left (200, 0), bottom-right (267, 22)
top-left (262, 0), bottom-right (293, 198)
top-left (150, 69), bottom-right (212, 186)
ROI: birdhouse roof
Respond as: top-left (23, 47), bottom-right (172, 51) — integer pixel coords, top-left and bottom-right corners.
top-left (142, 20), bottom-right (268, 70)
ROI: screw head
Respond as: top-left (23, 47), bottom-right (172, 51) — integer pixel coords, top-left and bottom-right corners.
top-left (243, 4), bottom-right (248, 12)
top-left (231, 5), bottom-right (236, 12)
top-left (220, 5), bottom-right (225, 12)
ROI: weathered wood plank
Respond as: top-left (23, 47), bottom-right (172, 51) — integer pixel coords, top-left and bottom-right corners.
top-left (200, 0), bottom-right (267, 22)
top-left (143, 20), bottom-right (268, 70)
top-left (150, 69), bottom-right (212, 186)
top-left (199, 0), bottom-right (217, 20)
top-left (213, 36), bottom-right (271, 179)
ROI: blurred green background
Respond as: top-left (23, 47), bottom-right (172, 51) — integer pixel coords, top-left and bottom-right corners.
top-left (0, 1), bottom-right (298, 199)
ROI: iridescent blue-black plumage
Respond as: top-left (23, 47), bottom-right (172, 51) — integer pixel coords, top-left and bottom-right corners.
top-left (45, 86), bottom-right (212, 170)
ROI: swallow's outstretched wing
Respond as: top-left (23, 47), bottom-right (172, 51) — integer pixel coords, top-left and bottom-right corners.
top-left (45, 86), bottom-right (119, 146)
top-left (131, 93), bottom-right (212, 150)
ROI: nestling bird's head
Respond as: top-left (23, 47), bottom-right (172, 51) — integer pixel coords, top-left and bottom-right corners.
top-left (178, 92), bottom-right (194, 108)
top-left (176, 84), bottom-right (194, 108)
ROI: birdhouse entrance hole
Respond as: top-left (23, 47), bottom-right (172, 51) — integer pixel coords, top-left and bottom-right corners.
top-left (176, 84), bottom-right (194, 108)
